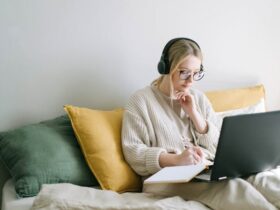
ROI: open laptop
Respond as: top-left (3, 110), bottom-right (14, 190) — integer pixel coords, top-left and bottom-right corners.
top-left (196, 110), bottom-right (280, 181)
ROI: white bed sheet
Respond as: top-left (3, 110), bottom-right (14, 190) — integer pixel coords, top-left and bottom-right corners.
top-left (1, 179), bottom-right (35, 210)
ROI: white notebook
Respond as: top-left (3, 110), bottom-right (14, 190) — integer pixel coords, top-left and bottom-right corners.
top-left (144, 162), bottom-right (209, 184)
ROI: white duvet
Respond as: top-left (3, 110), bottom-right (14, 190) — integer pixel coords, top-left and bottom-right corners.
top-left (30, 183), bottom-right (211, 210)
top-left (30, 168), bottom-right (280, 210)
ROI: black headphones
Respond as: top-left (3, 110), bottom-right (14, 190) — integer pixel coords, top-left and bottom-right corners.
top-left (157, 37), bottom-right (204, 75)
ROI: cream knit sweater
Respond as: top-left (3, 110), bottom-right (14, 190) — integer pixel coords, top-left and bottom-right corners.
top-left (121, 85), bottom-right (221, 176)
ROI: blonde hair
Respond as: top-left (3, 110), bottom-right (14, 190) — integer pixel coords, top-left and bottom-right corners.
top-left (152, 39), bottom-right (203, 97)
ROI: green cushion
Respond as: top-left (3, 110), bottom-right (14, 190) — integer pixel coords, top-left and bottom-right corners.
top-left (0, 115), bottom-right (99, 197)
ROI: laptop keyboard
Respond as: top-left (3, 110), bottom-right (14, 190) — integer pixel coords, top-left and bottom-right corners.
top-left (195, 169), bottom-right (212, 181)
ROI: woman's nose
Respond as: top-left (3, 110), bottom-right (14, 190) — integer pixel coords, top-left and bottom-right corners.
top-left (187, 74), bottom-right (194, 82)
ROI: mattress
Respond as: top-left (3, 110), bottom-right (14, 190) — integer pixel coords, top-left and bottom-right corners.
top-left (1, 179), bottom-right (35, 210)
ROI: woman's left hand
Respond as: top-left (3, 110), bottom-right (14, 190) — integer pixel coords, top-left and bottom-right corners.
top-left (175, 90), bottom-right (196, 115)
top-left (175, 90), bottom-right (208, 134)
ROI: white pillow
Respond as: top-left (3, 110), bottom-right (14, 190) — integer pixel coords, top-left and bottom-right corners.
top-left (216, 98), bottom-right (266, 119)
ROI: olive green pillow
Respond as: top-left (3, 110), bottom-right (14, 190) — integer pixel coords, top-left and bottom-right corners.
top-left (0, 115), bottom-right (99, 197)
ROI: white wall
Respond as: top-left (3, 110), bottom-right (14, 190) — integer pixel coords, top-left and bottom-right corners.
top-left (1, 0), bottom-right (280, 131)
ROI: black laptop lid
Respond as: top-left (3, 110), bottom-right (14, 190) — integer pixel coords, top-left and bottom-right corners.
top-left (211, 110), bottom-right (280, 181)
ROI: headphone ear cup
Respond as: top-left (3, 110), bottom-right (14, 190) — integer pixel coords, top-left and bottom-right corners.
top-left (157, 60), bottom-right (166, 74)
top-left (158, 54), bottom-right (170, 74)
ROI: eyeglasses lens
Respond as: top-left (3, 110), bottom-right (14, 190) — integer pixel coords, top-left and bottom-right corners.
top-left (179, 71), bottom-right (204, 81)
top-left (193, 71), bottom-right (204, 81)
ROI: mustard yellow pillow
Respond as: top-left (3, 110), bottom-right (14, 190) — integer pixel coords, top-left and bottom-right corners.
top-left (205, 84), bottom-right (265, 112)
top-left (64, 105), bottom-right (142, 193)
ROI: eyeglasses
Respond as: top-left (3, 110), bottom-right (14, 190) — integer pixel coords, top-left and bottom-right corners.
top-left (178, 70), bottom-right (205, 81)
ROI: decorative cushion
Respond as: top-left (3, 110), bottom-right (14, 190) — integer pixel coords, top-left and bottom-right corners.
top-left (0, 115), bottom-right (99, 197)
top-left (205, 84), bottom-right (265, 112)
top-left (216, 98), bottom-right (266, 119)
top-left (64, 105), bottom-right (142, 193)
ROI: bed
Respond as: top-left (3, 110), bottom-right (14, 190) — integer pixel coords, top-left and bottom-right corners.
top-left (0, 84), bottom-right (266, 210)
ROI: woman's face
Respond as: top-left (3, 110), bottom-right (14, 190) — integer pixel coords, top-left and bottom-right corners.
top-left (172, 55), bottom-right (202, 93)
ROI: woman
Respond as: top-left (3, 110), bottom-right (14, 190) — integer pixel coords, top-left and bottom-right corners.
top-left (122, 38), bottom-right (280, 210)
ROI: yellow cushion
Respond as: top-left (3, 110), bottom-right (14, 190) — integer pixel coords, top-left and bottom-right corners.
top-left (205, 84), bottom-right (265, 112)
top-left (64, 105), bottom-right (142, 193)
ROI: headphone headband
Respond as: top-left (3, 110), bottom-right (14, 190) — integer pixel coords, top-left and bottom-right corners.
top-left (157, 37), bottom-right (203, 75)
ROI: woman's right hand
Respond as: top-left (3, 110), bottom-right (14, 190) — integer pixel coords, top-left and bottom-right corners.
top-left (159, 146), bottom-right (204, 168)
top-left (176, 146), bottom-right (203, 165)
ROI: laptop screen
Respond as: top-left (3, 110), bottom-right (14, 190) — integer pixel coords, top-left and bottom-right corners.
top-left (211, 110), bottom-right (280, 180)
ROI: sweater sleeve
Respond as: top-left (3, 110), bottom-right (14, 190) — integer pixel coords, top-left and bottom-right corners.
top-left (193, 93), bottom-right (222, 158)
top-left (121, 109), bottom-right (167, 176)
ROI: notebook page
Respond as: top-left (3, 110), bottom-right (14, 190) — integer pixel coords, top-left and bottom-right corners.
top-left (144, 162), bottom-right (206, 184)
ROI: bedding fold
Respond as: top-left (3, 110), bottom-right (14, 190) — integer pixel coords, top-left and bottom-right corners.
top-left (31, 183), bottom-right (211, 210)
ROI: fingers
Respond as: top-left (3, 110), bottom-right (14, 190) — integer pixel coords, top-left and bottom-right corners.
top-left (175, 91), bottom-right (186, 101)
top-left (175, 90), bottom-right (190, 101)
top-left (191, 151), bottom-right (202, 164)
top-left (184, 147), bottom-right (202, 165)
top-left (193, 146), bottom-right (204, 158)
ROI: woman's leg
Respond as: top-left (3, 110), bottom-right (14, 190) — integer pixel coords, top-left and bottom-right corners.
top-left (247, 168), bottom-right (280, 208)
top-left (143, 178), bottom-right (277, 210)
